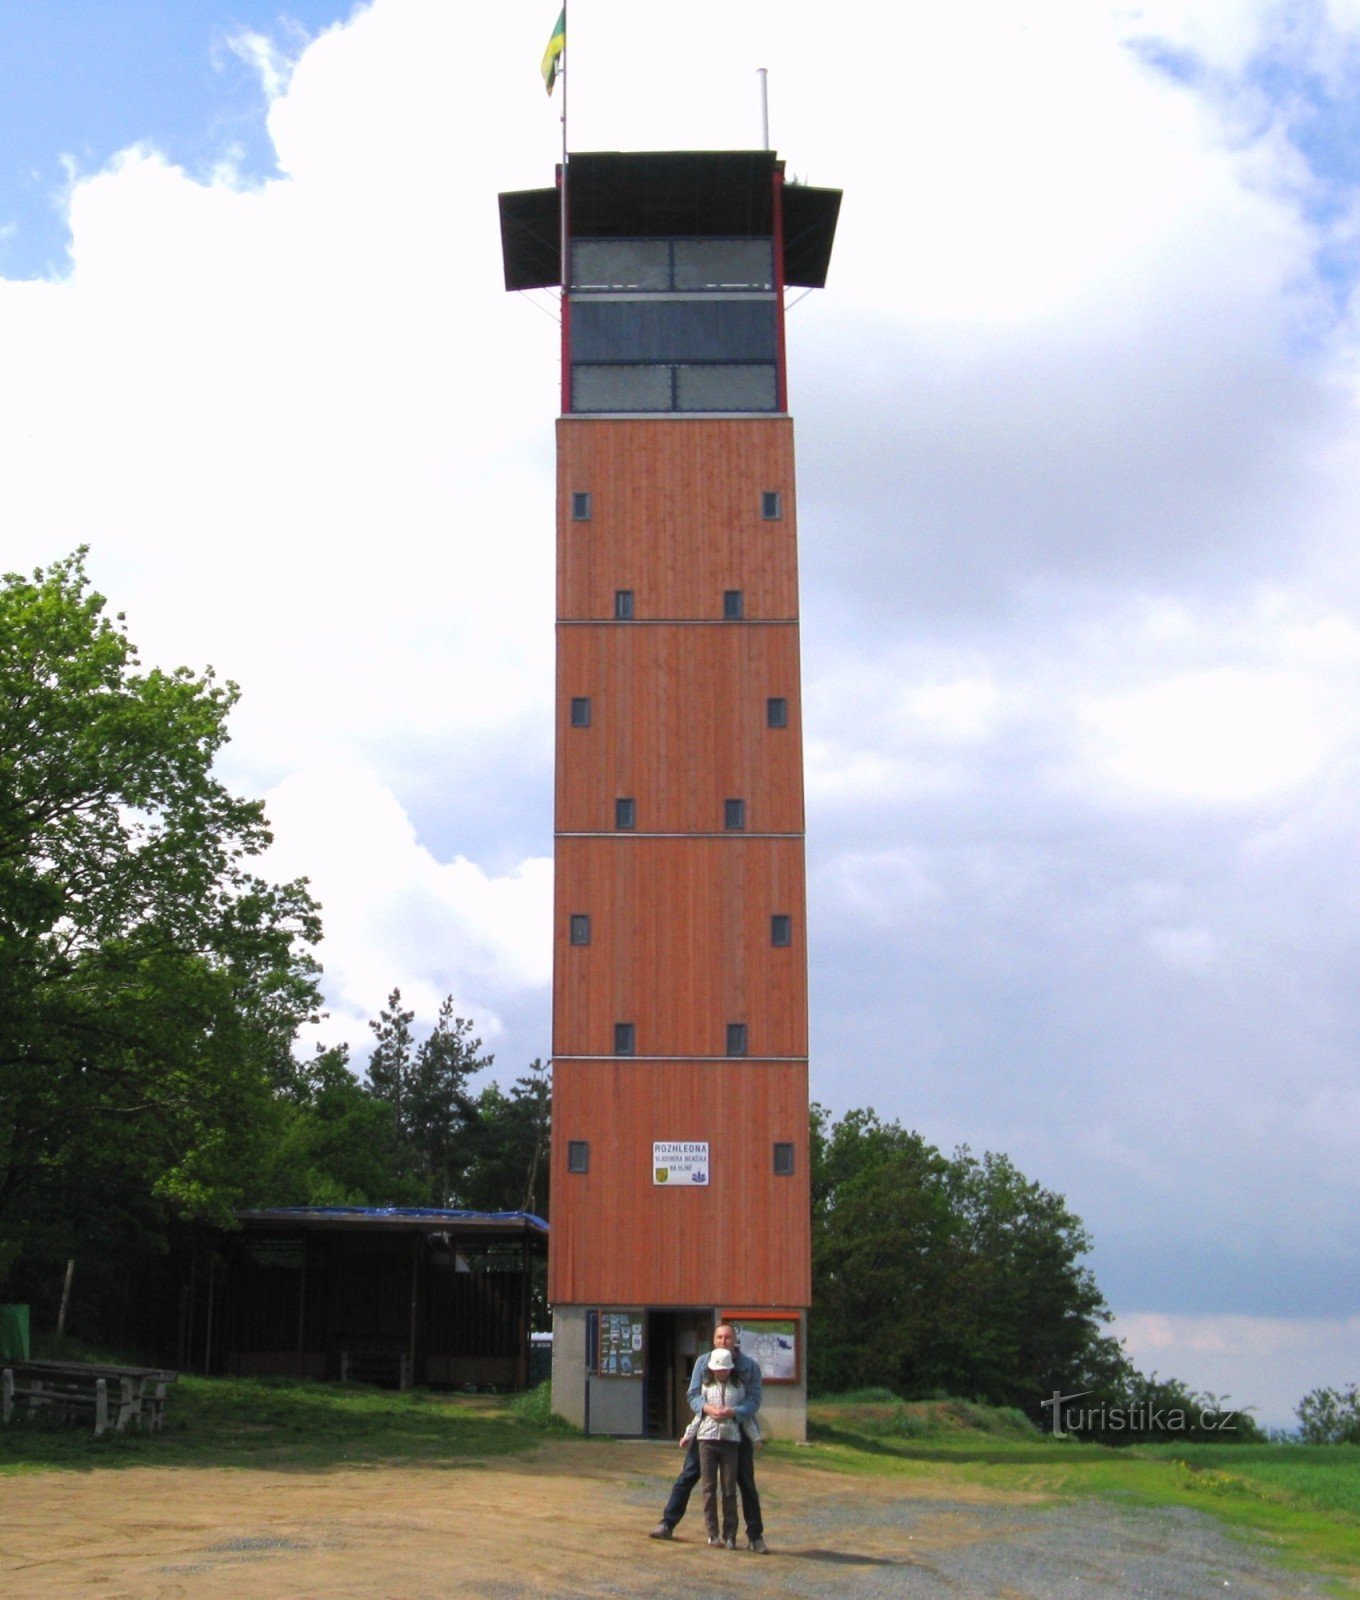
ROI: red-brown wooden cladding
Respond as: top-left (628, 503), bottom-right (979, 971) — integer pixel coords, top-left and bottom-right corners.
top-left (548, 1058), bottom-right (811, 1307)
top-left (556, 624), bottom-right (804, 834)
top-left (557, 417), bottom-right (798, 621)
top-left (553, 836), bottom-right (808, 1061)
top-left (551, 410), bottom-right (810, 1316)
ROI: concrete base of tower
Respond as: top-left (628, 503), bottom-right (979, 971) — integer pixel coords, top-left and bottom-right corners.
top-left (550, 1304), bottom-right (807, 1441)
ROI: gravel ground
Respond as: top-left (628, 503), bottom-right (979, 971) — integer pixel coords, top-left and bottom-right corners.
top-left (0, 1443), bottom-right (1344, 1600)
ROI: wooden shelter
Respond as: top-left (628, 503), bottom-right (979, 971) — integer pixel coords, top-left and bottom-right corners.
top-left (216, 1208), bottom-right (547, 1390)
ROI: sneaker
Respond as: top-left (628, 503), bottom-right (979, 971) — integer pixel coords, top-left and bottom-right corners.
top-left (747, 1536), bottom-right (770, 1554)
top-left (648, 1523), bottom-right (673, 1541)
top-left (707, 1536), bottom-right (723, 1547)
top-left (725, 1538), bottom-right (737, 1550)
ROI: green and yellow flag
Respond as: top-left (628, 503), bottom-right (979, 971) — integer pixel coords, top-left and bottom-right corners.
top-left (541, 8), bottom-right (565, 95)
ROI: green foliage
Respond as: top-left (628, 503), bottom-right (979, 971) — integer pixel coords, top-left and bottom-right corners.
top-left (0, 551), bottom-right (321, 1289)
top-left (1069, 1370), bottom-right (1266, 1446)
top-left (809, 1105), bottom-right (1113, 1413)
top-left (357, 991), bottom-right (548, 1215)
top-left (507, 1380), bottom-right (578, 1433)
top-left (1295, 1382), bottom-right (1360, 1444)
top-left (256, 1044), bottom-right (418, 1206)
top-left (0, 1374), bottom-right (536, 1472)
top-left (812, 1393), bottom-right (1039, 1440)
top-left (365, 989), bottom-right (494, 1205)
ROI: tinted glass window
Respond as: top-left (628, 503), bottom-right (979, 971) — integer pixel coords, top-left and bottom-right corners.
top-left (572, 300), bottom-right (777, 364)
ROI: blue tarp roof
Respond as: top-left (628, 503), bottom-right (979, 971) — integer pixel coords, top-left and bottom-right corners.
top-left (236, 1206), bottom-right (548, 1233)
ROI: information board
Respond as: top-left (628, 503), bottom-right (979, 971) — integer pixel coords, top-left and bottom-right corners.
top-left (722, 1314), bottom-right (799, 1383)
top-left (595, 1310), bottom-right (644, 1377)
top-left (653, 1141), bottom-right (709, 1185)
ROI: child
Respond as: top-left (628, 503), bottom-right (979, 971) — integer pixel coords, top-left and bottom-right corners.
top-left (679, 1346), bottom-right (750, 1548)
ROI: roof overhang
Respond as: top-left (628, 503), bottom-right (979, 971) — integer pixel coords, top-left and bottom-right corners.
top-left (498, 149), bottom-right (841, 292)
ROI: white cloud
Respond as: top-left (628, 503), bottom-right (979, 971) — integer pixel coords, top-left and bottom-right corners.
top-left (1112, 1310), bottom-right (1360, 1428)
top-left (260, 763), bottom-right (551, 1045)
top-left (1079, 667), bottom-right (1336, 804)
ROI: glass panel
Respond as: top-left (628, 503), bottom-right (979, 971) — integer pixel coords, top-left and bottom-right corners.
top-left (572, 301), bottom-right (776, 364)
top-left (571, 239), bottom-right (670, 290)
top-left (673, 238), bottom-right (774, 290)
top-left (573, 364), bottom-right (673, 412)
top-left (676, 364), bottom-right (779, 412)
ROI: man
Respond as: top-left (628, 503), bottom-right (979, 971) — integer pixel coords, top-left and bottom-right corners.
top-left (649, 1322), bottom-right (768, 1552)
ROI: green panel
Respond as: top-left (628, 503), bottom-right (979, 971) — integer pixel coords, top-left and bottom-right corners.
top-left (0, 1304), bottom-right (31, 1360)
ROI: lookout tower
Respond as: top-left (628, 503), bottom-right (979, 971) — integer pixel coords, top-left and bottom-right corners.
top-left (499, 149), bottom-right (839, 1439)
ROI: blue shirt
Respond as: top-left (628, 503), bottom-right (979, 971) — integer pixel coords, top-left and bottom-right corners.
top-left (686, 1348), bottom-right (762, 1422)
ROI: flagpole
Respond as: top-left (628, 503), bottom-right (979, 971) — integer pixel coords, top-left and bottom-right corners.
top-left (559, 4), bottom-right (569, 413)
top-left (559, 4), bottom-right (569, 292)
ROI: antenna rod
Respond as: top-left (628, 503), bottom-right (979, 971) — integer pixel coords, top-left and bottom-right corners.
top-left (758, 67), bottom-right (770, 150)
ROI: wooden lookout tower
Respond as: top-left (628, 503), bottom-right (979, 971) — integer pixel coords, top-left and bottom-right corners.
top-left (499, 150), bottom-right (840, 1438)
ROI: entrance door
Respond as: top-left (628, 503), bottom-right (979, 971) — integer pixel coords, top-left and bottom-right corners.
top-left (644, 1310), bottom-right (714, 1438)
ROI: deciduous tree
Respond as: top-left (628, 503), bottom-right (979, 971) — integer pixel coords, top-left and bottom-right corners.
top-left (0, 551), bottom-right (320, 1286)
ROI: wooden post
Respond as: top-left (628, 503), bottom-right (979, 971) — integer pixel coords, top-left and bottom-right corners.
top-left (407, 1234), bottom-right (419, 1390)
top-left (296, 1238), bottom-right (308, 1380)
top-left (56, 1258), bottom-right (75, 1338)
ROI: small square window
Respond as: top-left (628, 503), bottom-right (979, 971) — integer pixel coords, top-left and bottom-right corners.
top-left (762, 491), bottom-right (782, 520)
top-left (724, 798), bottom-right (746, 831)
top-left (771, 914), bottom-right (792, 947)
top-left (723, 589), bottom-right (744, 620)
top-left (726, 1023), bottom-right (748, 1056)
top-left (569, 914), bottom-right (591, 946)
top-left (614, 589), bottom-right (635, 620)
top-left (614, 1022), bottom-right (636, 1056)
top-left (570, 696), bottom-right (592, 728)
top-left (568, 1140), bottom-right (590, 1174)
top-left (615, 797), bottom-right (636, 830)
top-left (766, 697), bottom-right (788, 729)
top-left (572, 491), bottom-right (592, 521)
top-left (773, 1142), bottom-right (795, 1176)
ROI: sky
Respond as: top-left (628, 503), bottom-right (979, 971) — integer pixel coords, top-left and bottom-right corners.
top-left (2, 0), bottom-right (1357, 1430)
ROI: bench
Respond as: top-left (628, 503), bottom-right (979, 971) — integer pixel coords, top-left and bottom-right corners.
top-left (2, 1360), bottom-right (179, 1437)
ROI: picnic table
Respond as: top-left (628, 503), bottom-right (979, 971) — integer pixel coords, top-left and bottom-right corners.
top-left (2, 1359), bottom-right (178, 1438)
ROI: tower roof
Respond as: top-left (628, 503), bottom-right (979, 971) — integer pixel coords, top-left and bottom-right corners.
top-left (498, 149), bottom-right (841, 292)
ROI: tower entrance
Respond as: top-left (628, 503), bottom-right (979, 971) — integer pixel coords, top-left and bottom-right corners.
top-left (643, 1309), bottom-right (713, 1438)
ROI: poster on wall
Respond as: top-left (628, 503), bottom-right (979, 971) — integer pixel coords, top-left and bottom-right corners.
top-left (722, 1314), bottom-right (799, 1383)
top-left (595, 1310), bottom-right (645, 1376)
top-left (653, 1141), bottom-right (709, 1185)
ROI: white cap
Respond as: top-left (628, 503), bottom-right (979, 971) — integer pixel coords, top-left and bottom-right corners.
top-left (708, 1348), bottom-right (735, 1372)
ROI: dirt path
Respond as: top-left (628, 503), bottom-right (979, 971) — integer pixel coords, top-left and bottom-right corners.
top-left (0, 1441), bottom-right (1337, 1599)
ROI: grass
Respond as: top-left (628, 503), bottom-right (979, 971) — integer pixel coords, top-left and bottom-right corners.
top-left (0, 1373), bottom-right (548, 1473)
top-left (802, 1394), bottom-right (1360, 1592)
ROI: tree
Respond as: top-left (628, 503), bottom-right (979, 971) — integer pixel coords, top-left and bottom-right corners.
top-left (1296, 1383), bottom-right (1360, 1444)
top-left (365, 988), bottom-right (417, 1179)
top-left (0, 551), bottom-right (321, 1287)
top-left (460, 1059), bottom-right (551, 1217)
top-left (809, 1106), bottom-right (1116, 1409)
top-left (810, 1106), bottom-right (966, 1394)
top-left (258, 1044), bottom-right (412, 1206)
top-left (365, 990), bottom-right (496, 1205)
top-left (408, 998), bottom-right (492, 1204)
